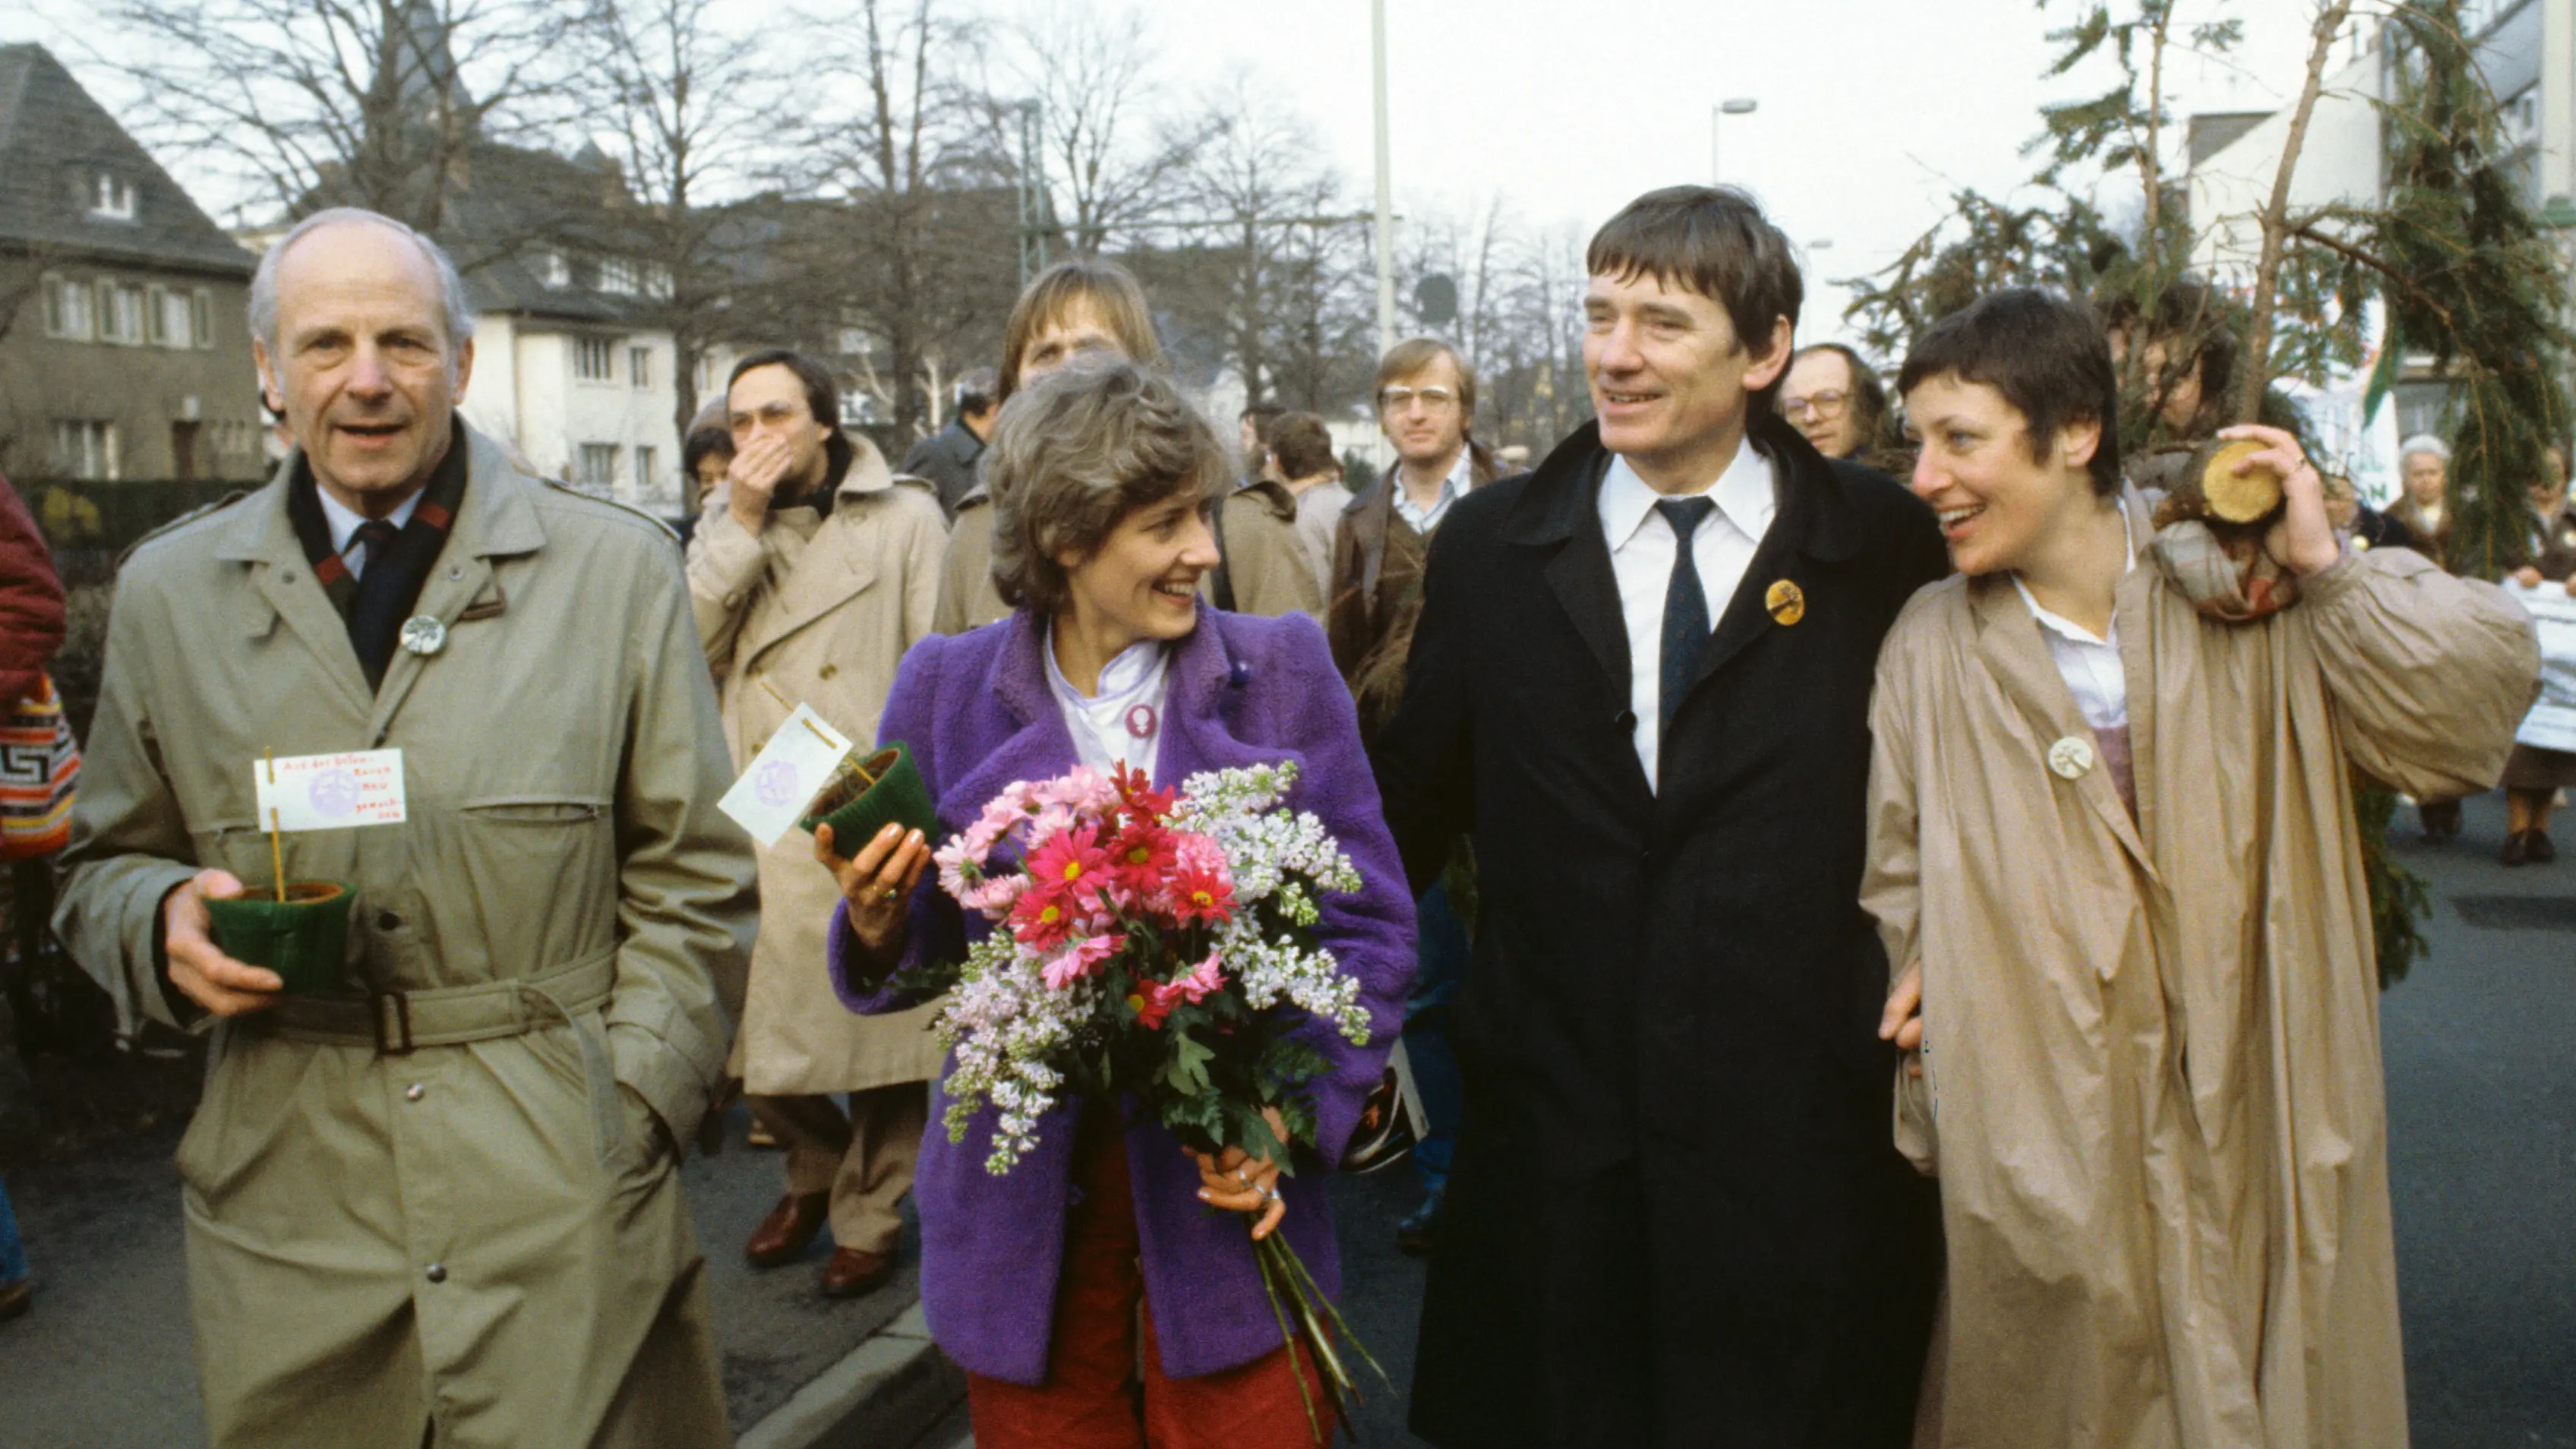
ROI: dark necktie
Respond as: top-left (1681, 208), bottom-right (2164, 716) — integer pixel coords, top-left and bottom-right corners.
top-left (346, 519), bottom-right (405, 687)
top-left (1656, 497), bottom-right (1717, 734)
top-left (347, 519), bottom-right (399, 579)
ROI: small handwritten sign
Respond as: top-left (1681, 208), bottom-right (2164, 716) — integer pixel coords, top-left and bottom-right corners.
top-left (717, 704), bottom-right (853, 846)
top-left (252, 750), bottom-right (407, 831)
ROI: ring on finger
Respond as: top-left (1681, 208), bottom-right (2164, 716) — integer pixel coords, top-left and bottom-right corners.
top-left (1258, 1183), bottom-right (1280, 1203)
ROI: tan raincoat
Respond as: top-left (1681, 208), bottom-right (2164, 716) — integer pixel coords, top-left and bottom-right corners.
top-left (687, 436), bottom-right (948, 1094)
top-left (54, 426), bottom-right (756, 1449)
top-left (1861, 510), bottom-right (2537, 1449)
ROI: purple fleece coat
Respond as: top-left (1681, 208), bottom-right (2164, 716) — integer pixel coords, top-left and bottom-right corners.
top-left (827, 602), bottom-right (1416, 1384)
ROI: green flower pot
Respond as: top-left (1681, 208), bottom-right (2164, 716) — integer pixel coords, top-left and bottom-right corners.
top-left (798, 743), bottom-right (939, 851)
top-left (205, 881), bottom-right (355, 996)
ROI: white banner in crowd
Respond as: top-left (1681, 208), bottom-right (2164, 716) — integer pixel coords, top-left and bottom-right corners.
top-left (2508, 581), bottom-right (2576, 753)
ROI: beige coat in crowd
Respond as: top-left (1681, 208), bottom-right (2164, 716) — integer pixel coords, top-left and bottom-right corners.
top-left (688, 435), bottom-right (949, 1095)
top-left (54, 427), bottom-right (754, 1448)
top-left (932, 489), bottom-right (1005, 634)
top-left (1862, 507), bottom-right (2537, 1449)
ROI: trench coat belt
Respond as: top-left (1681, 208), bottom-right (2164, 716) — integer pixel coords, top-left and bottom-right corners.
top-left (256, 948), bottom-right (629, 1164)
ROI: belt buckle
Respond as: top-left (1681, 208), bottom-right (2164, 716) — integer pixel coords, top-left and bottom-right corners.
top-left (373, 990), bottom-right (415, 1056)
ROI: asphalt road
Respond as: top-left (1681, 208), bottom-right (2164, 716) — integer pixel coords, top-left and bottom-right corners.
top-left (0, 1100), bottom-right (920, 1447)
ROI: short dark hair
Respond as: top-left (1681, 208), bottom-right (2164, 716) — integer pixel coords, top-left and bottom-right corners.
top-left (2098, 276), bottom-right (2237, 428)
top-left (1586, 185), bottom-right (1803, 418)
top-left (682, 421), bottom-right (733, 480)
top-left (1239, 402), bottom-right (1286, 438)
top-left (1899, 289), bottom-right (2122, 498)
top-left (956, 367), bottom-right (1000, 417)
top-left (1268, 413), bottom-right (1337, 480)
top-left (1791, 343), bottom-right (1892, 452)
top-left (727, 348), bottom-right (854, 484)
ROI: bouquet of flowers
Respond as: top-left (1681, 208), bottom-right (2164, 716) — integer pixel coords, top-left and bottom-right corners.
top-left (911, 758), bottom-right (1383, 1436)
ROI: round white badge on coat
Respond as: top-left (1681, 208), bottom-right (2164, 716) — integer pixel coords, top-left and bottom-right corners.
top-left (2047, 736), bottom-right (2095, 780)
top-left (399, 614), bottom-right (447, 657)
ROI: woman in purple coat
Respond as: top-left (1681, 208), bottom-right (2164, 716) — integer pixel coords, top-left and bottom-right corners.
top-left (817, 359), bottom-right (1416, 1446)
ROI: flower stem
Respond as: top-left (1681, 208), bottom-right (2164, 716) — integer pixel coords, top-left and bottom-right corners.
top-left (1253, 1227), bottom-right (1328, 1446)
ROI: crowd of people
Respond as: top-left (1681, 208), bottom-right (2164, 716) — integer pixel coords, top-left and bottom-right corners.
top-left (3, 179), bottom-right (2556, 1449)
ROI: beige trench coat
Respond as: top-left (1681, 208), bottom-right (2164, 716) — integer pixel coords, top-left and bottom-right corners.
top-left (932, 478), bottom-right (1321, 637)
top-left (1861, 510), bottom-right (2537, 1449)
top-left (54, 426), bottom-right (756, 1449)
top-left (688, 435), bottom-right (948, 1094)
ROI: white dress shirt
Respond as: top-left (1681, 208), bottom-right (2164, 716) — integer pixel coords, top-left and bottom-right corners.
top-left (1043, 623), bottom-right (1171, 778)
top-left (1392, 445), bottom-right (1476, 535)
top-left (314, 485), bottom-right (424, 579)
top-left (2009, 510), bottom-right (2136, 731)
top-left (1599, 443), bottom-right (1776, 791)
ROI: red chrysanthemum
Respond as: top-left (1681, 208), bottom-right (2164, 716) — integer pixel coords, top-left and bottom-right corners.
top-left (1166, 855), bottom-right (1235, 927)
top-left (1110, 762), bottom-right (1176, 829)
top-left (1104, 820), bottom-right (1178, 897)
top-left (1010, 886), bottom-right (1081, 950)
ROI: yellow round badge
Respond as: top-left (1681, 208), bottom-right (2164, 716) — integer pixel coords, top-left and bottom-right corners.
top-left (1765, 579), bottom-right (1804, 626)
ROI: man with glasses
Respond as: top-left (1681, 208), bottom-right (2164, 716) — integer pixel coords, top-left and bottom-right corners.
top-left (1326, 337), bottom-right (1499, 1256)
top-left (1779, 343), bottom-right (1893, 466)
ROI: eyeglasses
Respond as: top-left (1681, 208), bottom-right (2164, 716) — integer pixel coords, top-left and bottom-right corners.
top-left (1379, 386), bottom-right (1459, 412)
top-left (1781, 390), bottom-right (1848, 422)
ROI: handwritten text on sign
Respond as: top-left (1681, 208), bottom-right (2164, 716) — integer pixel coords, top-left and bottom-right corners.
top-left (717, 704), bottom-right (853, 847)
top-left (252, 750), bottom-right (409, 831)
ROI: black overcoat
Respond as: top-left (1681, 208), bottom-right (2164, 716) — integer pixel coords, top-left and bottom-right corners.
top-left (1376, 416), bottom-right (1948, 1447)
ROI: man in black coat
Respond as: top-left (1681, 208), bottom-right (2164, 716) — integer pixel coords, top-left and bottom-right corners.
top-left (1376, 186), bottom-right (1947, 1447)
top-left (900, 367), bottom-right (996, 521)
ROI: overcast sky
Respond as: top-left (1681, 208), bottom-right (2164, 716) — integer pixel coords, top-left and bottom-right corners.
top-left (5, 0), bottom-right (2337, 353)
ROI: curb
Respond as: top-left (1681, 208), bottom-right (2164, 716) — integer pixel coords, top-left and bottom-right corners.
top-left (737, 1302), bottom-right (966, 1449)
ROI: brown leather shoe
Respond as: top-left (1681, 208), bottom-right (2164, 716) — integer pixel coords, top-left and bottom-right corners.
top-left (820, 1245), bottom-right (895, 1299)
top-left (744, 1193), bottom-right (829, 1268)
top-left (0, 1279), bottom-right (29, 1322)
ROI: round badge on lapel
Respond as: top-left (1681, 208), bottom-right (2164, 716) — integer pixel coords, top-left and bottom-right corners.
top-left (2047, 735), bottom-right (2095, 780)
top-left (399, 614), bottom-right (447, 657)
top-left (1765, 579), bottom-right (1804, 626)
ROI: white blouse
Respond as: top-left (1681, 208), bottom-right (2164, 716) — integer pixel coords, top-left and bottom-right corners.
top-left (1043, 624), bottom-right (1172, 779)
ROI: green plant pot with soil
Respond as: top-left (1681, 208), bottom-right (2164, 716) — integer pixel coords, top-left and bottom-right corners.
top-left (799, 743), bottom-right (939, 851)
top-left (205, 882), bottom-right (355, 996)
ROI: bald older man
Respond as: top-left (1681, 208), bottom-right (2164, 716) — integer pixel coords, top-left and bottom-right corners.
top-left (54, 207), bottom-right (754, 1448)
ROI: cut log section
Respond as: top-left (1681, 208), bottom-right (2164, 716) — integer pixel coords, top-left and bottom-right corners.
top-left (2186, 438), bottom-right (2286, 525)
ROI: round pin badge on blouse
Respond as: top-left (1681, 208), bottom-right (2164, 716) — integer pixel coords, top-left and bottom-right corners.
top-left (399, 614), bottom-right (448, 657)
top-left (1125, 703), bottom-right (1157, 740)
top-left (1765, 579), bottom-right (1805, 626)
top-left (2047, 735), bottom-right (2096, 780)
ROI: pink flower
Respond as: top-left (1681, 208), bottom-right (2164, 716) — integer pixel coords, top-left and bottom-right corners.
top-left (1043, 933), bottom-right (1125, 990)
top-left (1174, 951), bottom-right (1225, 1002)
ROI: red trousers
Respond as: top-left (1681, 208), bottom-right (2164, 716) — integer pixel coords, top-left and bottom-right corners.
top-left (966, 1109), bottom-right (1335, 1449)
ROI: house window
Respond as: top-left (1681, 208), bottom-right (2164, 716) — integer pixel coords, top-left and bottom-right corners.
top-left (41, 276), bottom-right (93, 339)
top-left (191, 289), bottom-right (216, 349)
top-left (573, 336), bottom-right (616, 381)
top-left (51, 420), bottom-right (118, 481)
top-left (96, 281), bottom-right (147, 344)
top-left (88, 172), bottom-right (137, 220)
top-left (535, 251), bottom-right (570, 288)
top-left (634, 446), bottom-right (658, 495)
top-left (578, 443), bottom-right (620, 488)
top-left (598, 257), bottom-right (637, 295)
top-left (628, 346), bottom-right (652, 390)
top-left (148, 286), bottom-right (197, 347)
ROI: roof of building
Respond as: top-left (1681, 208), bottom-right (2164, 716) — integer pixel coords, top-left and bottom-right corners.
top-left (0, 43), bottom-right (254, 277)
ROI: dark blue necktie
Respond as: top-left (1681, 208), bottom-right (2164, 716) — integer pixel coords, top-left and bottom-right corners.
top-left (347, 519), bottom-right (399, 579)
top-left (346, 519), bottom-right (405, 687)
top-left (1656, 497), bottom-right (1717, 734)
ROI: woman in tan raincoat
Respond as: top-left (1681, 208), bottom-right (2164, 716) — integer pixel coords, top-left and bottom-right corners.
top-left (1864, 291), bottom-right (2537, 1448)
top-left (689, 355), bottom-right (947, 1293)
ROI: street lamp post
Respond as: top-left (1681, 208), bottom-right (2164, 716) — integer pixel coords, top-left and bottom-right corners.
top-left (1711, 97), bottom-right (1757, 187)
top-left (1372, 0), bottom-right (1397, 362)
